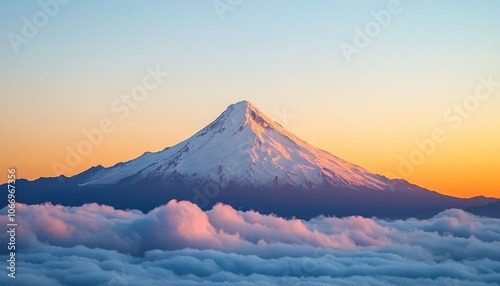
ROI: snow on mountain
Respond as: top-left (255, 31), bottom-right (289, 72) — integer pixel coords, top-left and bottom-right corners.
top-left (81, 101), bottom-right (399, 191)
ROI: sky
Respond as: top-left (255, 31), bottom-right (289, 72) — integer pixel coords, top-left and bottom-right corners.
top-left (0, 0), bottom-right (499, 198)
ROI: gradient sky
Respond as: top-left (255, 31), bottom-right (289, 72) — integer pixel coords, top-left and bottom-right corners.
top-left (1, 0), bottom-right (499, 198)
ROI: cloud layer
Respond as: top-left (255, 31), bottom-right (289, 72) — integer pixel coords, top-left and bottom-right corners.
top-left (1, 201), bottom-right (499, 285)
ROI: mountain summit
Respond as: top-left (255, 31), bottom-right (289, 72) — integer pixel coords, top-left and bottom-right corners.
top-left (81, 100), bottom-right (396, 191)
top-left (6, 101), bottom-right (496, 219)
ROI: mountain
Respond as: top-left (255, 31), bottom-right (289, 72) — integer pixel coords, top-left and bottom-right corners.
top-left (3, 101), bottom-right (497, 219)
top-left (80, 100), bottom-right (400, 191)
top-left (467, 201), bottom-right (500, 218)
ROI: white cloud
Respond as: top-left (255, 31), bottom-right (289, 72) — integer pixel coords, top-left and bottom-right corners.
top-left (1, 201), bottom-right (499, 285)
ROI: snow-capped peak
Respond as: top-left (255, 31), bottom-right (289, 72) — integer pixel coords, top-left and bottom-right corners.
top-left (81, 101), bottom-right (399, 191)
top-left (194, 100), bottom-right (282, 139)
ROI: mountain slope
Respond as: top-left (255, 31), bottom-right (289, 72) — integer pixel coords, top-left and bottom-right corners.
top-left (467, 201), bottom-right (500, 218)
top-left (2, 101), bottom-right (497, 219)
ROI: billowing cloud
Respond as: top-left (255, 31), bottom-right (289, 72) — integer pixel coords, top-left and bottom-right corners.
top-left (1, 201), bottom-right (499, 285)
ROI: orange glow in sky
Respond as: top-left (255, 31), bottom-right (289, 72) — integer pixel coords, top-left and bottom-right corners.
top-left (1, 1), bottom-right (499, 199)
